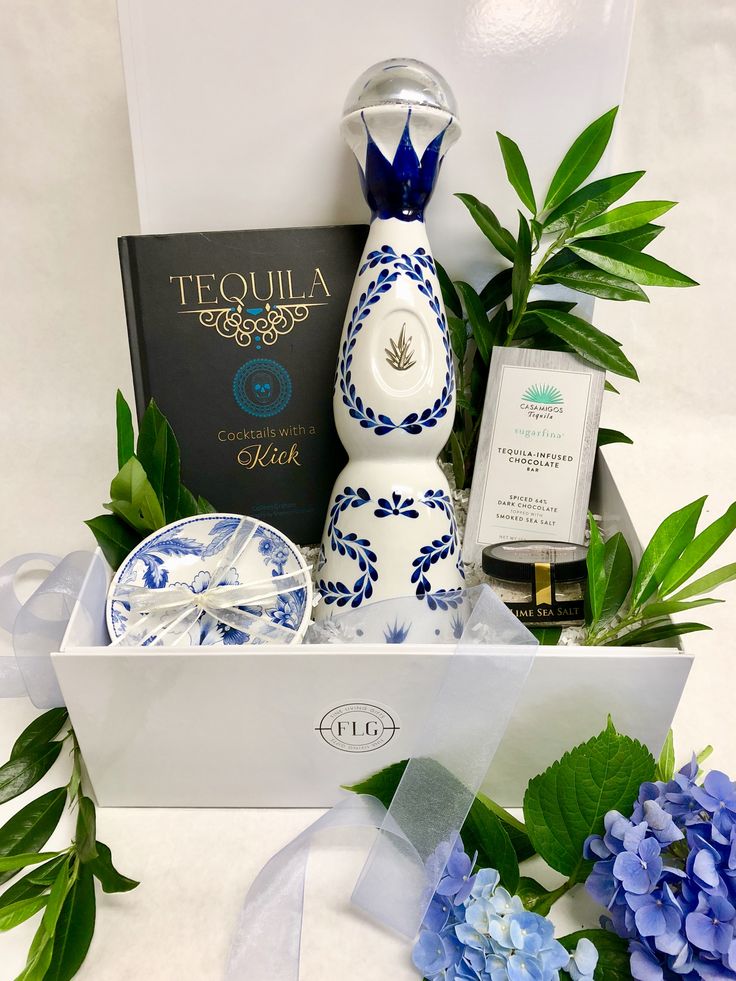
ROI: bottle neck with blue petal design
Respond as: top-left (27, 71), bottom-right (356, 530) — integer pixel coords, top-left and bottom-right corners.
top-left (342, 105), bottom-right (460, 223)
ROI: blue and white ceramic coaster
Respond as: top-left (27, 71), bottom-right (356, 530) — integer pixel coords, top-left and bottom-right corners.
top-left (106, 514), bottom-right (312, 647)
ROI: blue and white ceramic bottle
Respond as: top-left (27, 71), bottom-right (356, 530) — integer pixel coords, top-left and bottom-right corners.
top-left (316, 59), bottom-right (463, 617)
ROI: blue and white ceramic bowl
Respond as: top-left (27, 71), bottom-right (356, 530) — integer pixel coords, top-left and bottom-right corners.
top-left (106, 513), bottom-right (312, 647)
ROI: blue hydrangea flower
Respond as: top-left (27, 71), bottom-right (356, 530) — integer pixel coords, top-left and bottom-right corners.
top-left (412, 930), bottom-right (455, 976)
top-left (412, 838), bottom-right (573, 981)
top-left (567, 937), bottom-right (599, 981)
top-left (436, 846), bottom-right (478, 904)
top-left (692, 772), bottom-right (736, 838)
top-left (584, 755), bottom-right (736, 980)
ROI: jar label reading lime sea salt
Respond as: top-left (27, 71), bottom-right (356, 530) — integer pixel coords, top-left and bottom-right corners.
top-left (464, 347), bottom-right (605, 563)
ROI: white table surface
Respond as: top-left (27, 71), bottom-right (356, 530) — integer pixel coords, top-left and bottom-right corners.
top-left (1, 1), bottom-right (736, 978)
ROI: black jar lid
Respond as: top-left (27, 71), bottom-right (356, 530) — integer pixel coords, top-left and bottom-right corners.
top-left (482, 541), bottom-right (588, 584)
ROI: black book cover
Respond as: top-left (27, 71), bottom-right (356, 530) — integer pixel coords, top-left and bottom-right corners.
top-left (119, 224), bottom-right (367, 544)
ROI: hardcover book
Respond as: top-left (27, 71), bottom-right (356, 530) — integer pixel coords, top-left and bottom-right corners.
top-left (119, 224), bottom-right (368, 544)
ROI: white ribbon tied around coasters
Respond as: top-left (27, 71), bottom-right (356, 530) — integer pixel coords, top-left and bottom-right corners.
top-left (110, 516), bottom-right (311, 648)
top-left (0, 551), bottom-right (93, 707)
top-left (226, 584), bottom-right (538, 980)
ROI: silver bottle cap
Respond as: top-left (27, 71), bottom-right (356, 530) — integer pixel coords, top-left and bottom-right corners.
top-left (343, 58), bottom-right (458, 118)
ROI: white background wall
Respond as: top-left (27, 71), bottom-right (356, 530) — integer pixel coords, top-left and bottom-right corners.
top-left (1, 2), bottom-right (735, 977)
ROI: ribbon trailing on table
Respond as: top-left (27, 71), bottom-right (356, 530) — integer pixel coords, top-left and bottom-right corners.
top-left (112, 516), bottom-right (311, 647)
top-left (0, 550), bottom-right (93, 707)
top-left (226, 584), bottom-right (537, 978)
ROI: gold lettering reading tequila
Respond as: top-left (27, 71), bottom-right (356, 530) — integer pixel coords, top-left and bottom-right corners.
top-left (169, 269), bottom-right (331, 306)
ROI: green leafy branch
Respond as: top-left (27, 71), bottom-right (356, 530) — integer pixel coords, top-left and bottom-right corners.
top-left (86, 391), bottom-right (215, 570)
top-left (346, 718), bottom-right (652, 979)
top-left (439, 106), bottom-right (697, 489)
top-left (0, 710), bottom-right (138, 980)
top-left (583, 497), bottom-right (736, 647)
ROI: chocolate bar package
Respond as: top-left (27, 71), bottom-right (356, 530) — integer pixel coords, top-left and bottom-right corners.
top-left (119, 225), bottom-right (367, 544)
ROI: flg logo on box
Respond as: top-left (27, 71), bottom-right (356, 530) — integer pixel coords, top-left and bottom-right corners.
top-left (316, 703), bottom-right (399, 753)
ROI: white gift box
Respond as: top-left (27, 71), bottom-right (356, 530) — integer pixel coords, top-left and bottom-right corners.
top-left (70, 3), bottom-right (684, 808)
top-left (52, 457), bottom-right (692, 808)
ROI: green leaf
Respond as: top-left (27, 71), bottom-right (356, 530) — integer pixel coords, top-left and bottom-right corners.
top-left (463, 798), bottom-right (519, 892)
top-left (542, 266), bottom-right (648, 302)
top-left (574, 200), bottom-right (676, 239)
top-left (436, 261), bottom-right (462, 318)
top-left (74, 798), bottom-right (97, 865)
top-left (604, 380), bottom-right (620, 394)
top-left (447, 314), bottom-right (468, 363)
top-left (0, 743), bottom-right (64, 807)
top-left (174, 484), bottom-right (200, 520)
top-left (455, 194), bottom-right (517, 262)
top-left (0, 853), bottom-right (60, 874)
top-left (655, 730), bottom-right (676, 783)
top-left (613, 621), bottom-right (711, 647)
top-left (87, 842), bottom-right (139, 894)
top-left (497, 132), bottom-right (536, 213)
top-left (671, 562), bottom-right (736, 601)
top-left (136, 401), bottom-right (181, 522)
top-left (105, 456), bottom-right (166, 533)
top-left (514, 876), bottom-right (551, 912)
top-left (569, 240), bottom-right (698, 288)
top-left (601, 223), bottom-right (665, 251)
top-left (631, 497), bottom-right (706, 608)
top-left (0, 788), bottom-right (67, 887)
top-left (11, 710), bottom-right (69, 762)
top-left (44, 864), bottom-right (96, 981)
top-left (115, 390), bottom-right (135, 470)
top-left (343, 760), bottom-right (534, 866)
top-left (197, 495), bottom-right (216, 515)
top-left (544, 108), bottom-right (618, 212)
top-left (456, 282), bottom-right (493, 364)
top-left (543, 171), bottom-right (644, 232)
top-left (40, 861), bottom-right (72, 938)
top-left (449, 432), bottom-right (465, 491)
top-left (597, 428), bottom-right (633, 447)
top-left (487, 303), bottom-right (510, 348)
top-left (479, 268), bottom-right (513, 311)
top-left (641, 597), bottom-right (723, 620)
top-left (529, 627), bottom-right (562, 645)
top-left (559, 929), bottom-right (631, 981)
top-left (522, 718), bottom-right (655, 878)
top-left (15, 925), bottom-right (54, 981)
top-left (585, 514), bottom-right (606, 627)
top-left (0, 856), bottom-right (67, 912)
top-left (510, 213), bottom-right (532, 331)
top-left (597, 532), bottom-right (634, 629)
top-left (84, 514), bottom-right (140, 570)
top-left (26, 855), bottom-right (69, 887)
top-left (536, 310), bottom-right (638, 380)
top-left (516, 302), bottom-right (577, 341)
top-left (0, 876), bottom-right (46, 913)
top-left (13, 861), bottom-right (71, 981)
top-left (517, 300), bottom-right (576, 338)
top-left (0, 894), bottom-right (48, 932)
top-left (473, 793), bottom-right (535, 862)
top-left (659, 502), bottom-right (736, 596)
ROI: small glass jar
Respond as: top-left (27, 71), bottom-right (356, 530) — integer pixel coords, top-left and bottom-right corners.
top-left (482, 541), bottom-right (588, 627)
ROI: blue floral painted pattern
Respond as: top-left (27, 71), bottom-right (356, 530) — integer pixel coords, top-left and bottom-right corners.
top-left (337, 248), bottom-right (454, 437)
top-left (374, 492), bottom-right (419, 519)
top-left (410, 489), bottom-right (464, 609)
top-left (110, 515), bottom-right (309, 644)
top-left (316, 487), bottom-right (378, 608)
top-left (123, 532), bottom-right (202, 589)
top-left (383, 619), bottom-right (411, 644)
